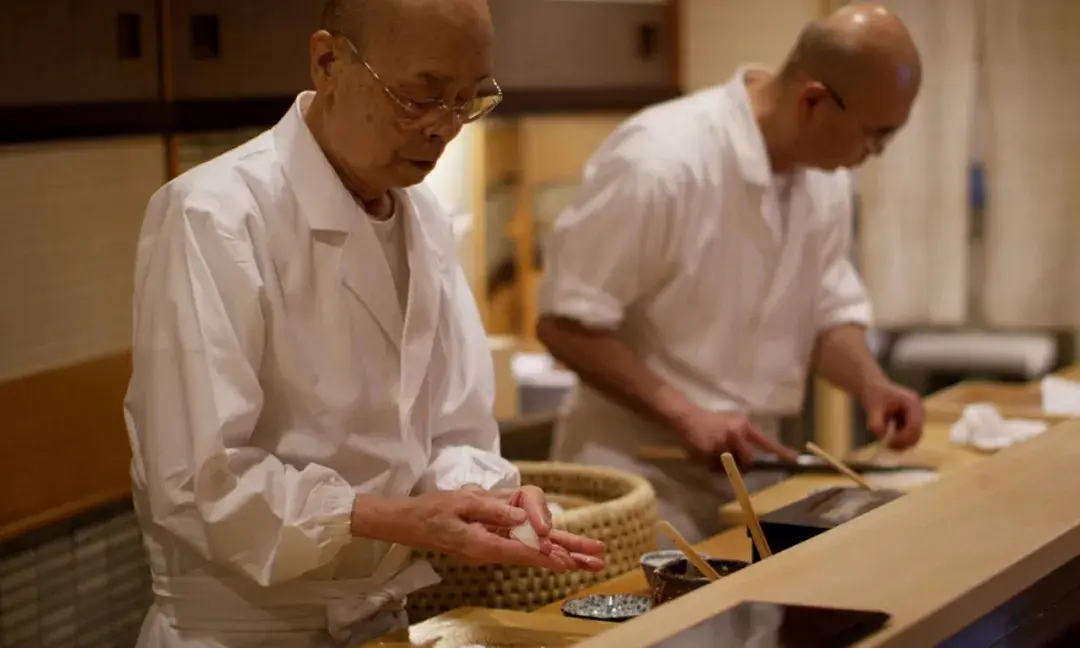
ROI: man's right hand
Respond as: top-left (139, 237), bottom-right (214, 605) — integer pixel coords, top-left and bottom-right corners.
top-left (353, 490), bottom-right (594, 572)
top-left (675, 409), bottom-right (800, 468)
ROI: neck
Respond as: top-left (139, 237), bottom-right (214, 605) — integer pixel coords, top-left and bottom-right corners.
top-left (748, 73), bottom-right (797, 174)
top-left (304, 93), bottom-right (391, 212)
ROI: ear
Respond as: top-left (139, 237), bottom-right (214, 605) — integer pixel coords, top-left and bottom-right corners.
top-left (309, 30), bottom-right (340, 91)
top-left (797, 82), bottom-right (830, 121)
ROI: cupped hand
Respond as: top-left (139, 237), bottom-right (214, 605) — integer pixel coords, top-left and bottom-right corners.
top-left (384, 488), bottom-right (604, 572)
top-left (860, 379), bottom-right (924, 450)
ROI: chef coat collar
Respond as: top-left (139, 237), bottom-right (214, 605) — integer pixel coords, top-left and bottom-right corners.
top-left (722, 67), bottom-right (830, 213)
top-left (272, 91), bottom-right (361, 233)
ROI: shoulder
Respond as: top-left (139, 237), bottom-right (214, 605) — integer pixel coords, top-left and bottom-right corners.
top-left (585, 87), bottom-right (731, 195)
top-left (146, 130), bottom-right (279, 240)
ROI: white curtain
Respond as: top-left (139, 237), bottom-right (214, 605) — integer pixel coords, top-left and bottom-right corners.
top-left (980, 0), bottom-right (1080, 327)
top-left (856, 0), bottom-right (979, 327)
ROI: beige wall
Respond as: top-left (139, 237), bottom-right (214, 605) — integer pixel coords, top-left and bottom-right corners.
top-left (0, 138), bottom-right (167, 381)
top-left (681, 0), bottom-right (817, 91)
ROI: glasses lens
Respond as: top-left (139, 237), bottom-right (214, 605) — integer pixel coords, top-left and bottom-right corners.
top-left (462, 94), bottom-right (502, 123)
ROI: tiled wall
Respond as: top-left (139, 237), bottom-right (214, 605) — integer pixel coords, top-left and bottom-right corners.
top-left (0, 137), bottom-right (166, 381)
top-left (0, 502), bottom-right (150, 648)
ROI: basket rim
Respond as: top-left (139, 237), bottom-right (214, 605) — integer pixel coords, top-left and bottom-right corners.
top-left (514, 460), bottom-right (657, 527)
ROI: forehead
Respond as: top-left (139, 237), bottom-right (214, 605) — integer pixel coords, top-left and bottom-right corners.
top-left (368, 7), bottom-right (494, 80)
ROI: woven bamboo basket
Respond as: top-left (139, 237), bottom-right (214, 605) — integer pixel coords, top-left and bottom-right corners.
top-left (406, 461), bottom-right (659, 621)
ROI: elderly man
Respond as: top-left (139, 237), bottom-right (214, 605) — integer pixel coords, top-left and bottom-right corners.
top-left (537, 3), bottom-right (926, 543)
top-left (124, 0), bottom-right (604, 645)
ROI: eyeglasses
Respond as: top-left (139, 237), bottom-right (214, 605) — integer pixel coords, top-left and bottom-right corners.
top-left (820, 81), bottom-right (895, 154)
top-left (338, 35), bottom-right (503, 128)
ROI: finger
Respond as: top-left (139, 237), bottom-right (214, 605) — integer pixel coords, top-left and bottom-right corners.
top-left (468, 530), bottom-right (572, 571)
top-left (728, 432), bottom-right (757, 468)
top-left (460, 495), bottom-right (527, 528)
top-left (568, 552), bottom-right (606, 572)
top-left (866, 403), bottom-right (888, 438)
top-left (518, 485), bottom-right (553, 537)
top-left (892, 401), bottom-right (924, 449)
top-left (549, 529), bottom-right (606, 556)
top-left (743, 426), bottom-right (800, 463)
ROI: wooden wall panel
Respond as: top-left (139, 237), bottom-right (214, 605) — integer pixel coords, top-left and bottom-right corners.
top-left (0, 353), bottom-right (133, 541)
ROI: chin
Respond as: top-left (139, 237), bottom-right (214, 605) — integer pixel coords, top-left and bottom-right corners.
top-left (393, 160), bottom-right (437, 187)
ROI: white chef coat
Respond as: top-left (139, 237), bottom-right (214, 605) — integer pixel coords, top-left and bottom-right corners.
top-left (124, 91), bottom-right (519, 648)
top-left (538, 68), bottom-right (872, 543)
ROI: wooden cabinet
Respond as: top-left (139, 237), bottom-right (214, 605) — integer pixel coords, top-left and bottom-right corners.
top-left (0, 0), bottom-right (159, 105)
top-left (169, 0), bottom-right (320, 100)
top-left (490, 0), bottom-right (673, 90)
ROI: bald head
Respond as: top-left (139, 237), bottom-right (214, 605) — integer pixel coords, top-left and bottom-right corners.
top-left (780, 2), bottom-right (920, 101)
top-left (321, 0), bottom-right (492, 58)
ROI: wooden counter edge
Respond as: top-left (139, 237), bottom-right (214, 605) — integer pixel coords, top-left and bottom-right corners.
top-left (574, 419), bottom-right (1080, 648)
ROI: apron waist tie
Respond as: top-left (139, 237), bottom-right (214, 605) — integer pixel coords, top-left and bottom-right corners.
top-left (152, 558), bottom-right (441, 643)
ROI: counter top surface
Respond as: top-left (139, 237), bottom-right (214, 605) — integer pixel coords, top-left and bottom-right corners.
top-left (375, 368), bottom-right (1080, 646)
top-left (574, 419), bottom-right (1080, 647)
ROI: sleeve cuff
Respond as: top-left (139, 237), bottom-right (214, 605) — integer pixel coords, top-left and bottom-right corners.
top-left (538, 295), bottom-right (624, 330)
top-left (302, 479), bottom-right (356, 550)
top-left (818, 302), bottom-right (873, 333)
top-left (420, 446), bottom-right (522, 493)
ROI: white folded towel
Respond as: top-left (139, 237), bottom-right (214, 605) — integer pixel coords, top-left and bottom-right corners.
top-left (949, 403), bottom-right (1047, 452)
top-left (1041, 376), bottom-right (1080, 415)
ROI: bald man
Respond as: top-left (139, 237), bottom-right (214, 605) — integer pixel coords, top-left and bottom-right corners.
top-left (537, 4), bottom-right (927, 543)
top-left (125, 0), bottom-right (603, 645)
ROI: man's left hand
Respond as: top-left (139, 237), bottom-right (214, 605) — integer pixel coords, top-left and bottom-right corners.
top-left (859, 379), bottom-right (925, 451)
top-left (461, 484), bottom-right (606, 572)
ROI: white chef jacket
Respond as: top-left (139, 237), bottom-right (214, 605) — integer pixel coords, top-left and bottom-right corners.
top-left (538, 68), bottom-right (872, 542)
top-left (124, 91), bottom-right (519, 648)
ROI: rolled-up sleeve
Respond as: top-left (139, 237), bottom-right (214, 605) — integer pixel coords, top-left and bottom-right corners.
top-left (418, 266), bottom-right (520, 494)
top-left (538, 145), bottom-right (675, 331)
top-left (124, 193), bottom-right (355, 587)
top-left (816, 172), bottom-right (873, 332)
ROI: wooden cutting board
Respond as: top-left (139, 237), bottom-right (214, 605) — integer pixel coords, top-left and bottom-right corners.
top-left (361, 607), bottom-right (611, 647)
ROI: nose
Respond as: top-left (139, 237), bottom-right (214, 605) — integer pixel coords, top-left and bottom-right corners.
top-left (424, 110), bottom-right (463, 144)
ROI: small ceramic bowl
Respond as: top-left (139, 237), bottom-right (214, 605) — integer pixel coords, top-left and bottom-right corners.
top-left (640, 550), bottom-right (710, 592)
top-left (652, 557), bottom-right (750, 605)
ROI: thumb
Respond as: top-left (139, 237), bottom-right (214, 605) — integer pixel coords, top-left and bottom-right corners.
top-left (866, 405), bottom-right (888, 438)
top-left (460, 495), bottom-right (527, 528)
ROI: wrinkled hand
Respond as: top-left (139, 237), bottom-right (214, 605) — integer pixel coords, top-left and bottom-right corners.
top-left (859, 379), bottom-right (924, 450)
top-left (387, 488), bottom-right (604, 572)
top-left (675, 409), bottom-right (800, 468)
top-left (484, 485), bottom-right (606, 573)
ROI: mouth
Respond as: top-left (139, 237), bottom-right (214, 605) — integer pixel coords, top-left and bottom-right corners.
top-left (404, 159), bottom-right (437, 172)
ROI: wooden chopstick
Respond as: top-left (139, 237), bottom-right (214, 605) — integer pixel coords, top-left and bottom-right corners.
top-left (656, 521), bottom-right (722, 581)
top-left (805, 442), bottom-right (875, 490)
top-left (868, 420), bottom-right (897, 462)
top-left (720, 453), bottom-right (773, 559)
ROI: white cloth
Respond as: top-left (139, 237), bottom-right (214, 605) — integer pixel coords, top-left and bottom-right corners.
top-left (539, 68), bottom-right (871, 542)
top-left (949, 404), bottom-right (1047, 452)
top-left (369, 206), bottom-right (411, 313)
top-left (124, 91), bottom-right (520, 648)
top-left (1041, 377), bottom-right (1080, 416)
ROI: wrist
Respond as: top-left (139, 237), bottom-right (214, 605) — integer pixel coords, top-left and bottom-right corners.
top-left (653, 384), bottom-right (702, 437)
top-left (350, 493), bottom-right (410, 543)
top-left (855, 369), bottom-right (891, 405)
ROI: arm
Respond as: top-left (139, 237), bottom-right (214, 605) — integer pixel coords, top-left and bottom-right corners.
top-left (126, 196), bottom-right (355, 587)
top-left (535, 155), bottom-right (696, 431)
top-left (808, 173), bottom-right (882, 402)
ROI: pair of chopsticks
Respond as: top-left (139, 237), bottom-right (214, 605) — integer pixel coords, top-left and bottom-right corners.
top-left (656, 451), bottom-right (775, 572)
top-left (654, 440), bottom-right (889, 568)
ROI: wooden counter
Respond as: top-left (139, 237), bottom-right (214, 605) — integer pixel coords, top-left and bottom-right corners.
top-left (575, 420), bottom-right (1080, 647)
